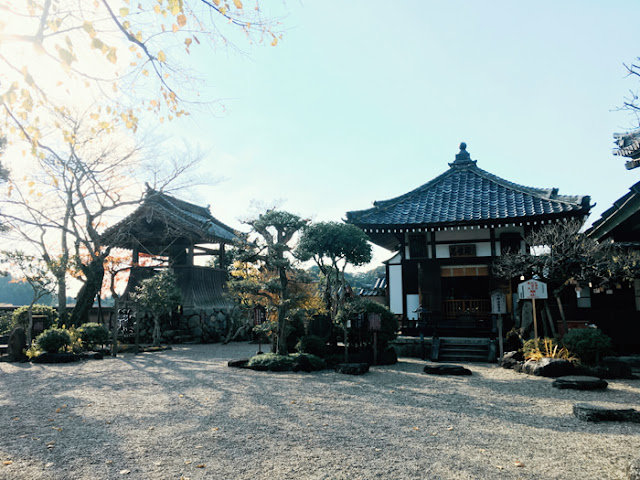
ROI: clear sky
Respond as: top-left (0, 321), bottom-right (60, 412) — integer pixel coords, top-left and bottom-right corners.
top-left (146, 0), bottom-right (640, 266)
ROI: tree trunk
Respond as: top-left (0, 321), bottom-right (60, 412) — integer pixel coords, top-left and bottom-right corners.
top-left (152, 315), bottom-right (161, 346)
top-left (111, 297), bottom-right (119, 357)
top-left (70, 259), bottom-right (105, 326)
top-left (554, 293), bottom-right (568, 335)
top-left (27, 304), bottom-right (34, 346)
top-left (276, 265), bottom-right (289, 355)
top-left (57, 274), bottom-right (68, 325)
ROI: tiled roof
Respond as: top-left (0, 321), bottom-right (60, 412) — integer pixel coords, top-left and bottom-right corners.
top-left (585, 180), bottom-right (640, 242)
top-left (101, 188), bottom-right (238, 249)
top-left (346, 144), bottom-right (590, 228)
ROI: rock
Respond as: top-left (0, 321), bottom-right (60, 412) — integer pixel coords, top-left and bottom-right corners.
top-left (378, 346), bottom-right (398, 365)
top-left (499, 351), bottom-right (523, 369)
top-left (552, 376), bottom-right (608, 390)
top-left (423, 364), bottom-right (472, 376)
top-left (32, 352), bottom-right (80, 364)
top-left (6, 328), bottom-right (28, 362)
top-left (80, 352), bottom-right (104, 361)
top-left (335, 363), bottom-right (369, 375)
top-left (628, 457), bottom-right (640, 480)
top-left (574, 403), bottom-right (640, 423)
top-left (522, 358), bottom-right (577, 377)
top-left (513, 361), bottom-right (525, 373)
top-left (188, 316), bottom-right (201, 329)
top-left (227, 359), bottom-right (249, 368)
top-left (596, 358), bottom-right (635, 379)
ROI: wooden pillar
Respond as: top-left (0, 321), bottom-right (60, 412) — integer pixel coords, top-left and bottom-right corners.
top-left (219, 243), bottom-right (226, 269)
top-left (132, 246), bottom-right (139, 266)
top-left (187, 245), bottom-right (194, 266)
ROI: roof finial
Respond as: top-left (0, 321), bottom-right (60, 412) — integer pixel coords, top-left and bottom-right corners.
top-left (450, 141), bottom-right (476, 167)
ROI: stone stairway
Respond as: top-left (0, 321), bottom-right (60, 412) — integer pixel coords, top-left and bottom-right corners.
top-left (432, 337), bottom-right (495, 362)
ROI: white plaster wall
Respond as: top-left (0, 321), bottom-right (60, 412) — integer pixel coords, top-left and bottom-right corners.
top-left (406, 294), bottom-right (419, 320)
top-left (389, 264), bottom-right (403, 315)
top-left (435, 229), bottom-right (490, 242)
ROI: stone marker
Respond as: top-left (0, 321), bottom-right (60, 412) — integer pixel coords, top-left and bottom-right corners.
top-left (335, 363), bottom-right (369, 375)
top-left (5, 327), bottom-right (28, 363)
top-left (423, 364), bottom-right (472, 376)
top-left (573, 403), bottom-right (640, 423)
top-left (552, 376), bottom-right (608, 390)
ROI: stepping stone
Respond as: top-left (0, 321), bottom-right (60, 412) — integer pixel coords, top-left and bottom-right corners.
top-left (552, 376), bottom-right (608, 390)
top-left (335, 363), bottom-right (369, 375)
top-left (423, 364), bottom-right (472, 376)
top-left (573, 403), bottom-right (640, 423)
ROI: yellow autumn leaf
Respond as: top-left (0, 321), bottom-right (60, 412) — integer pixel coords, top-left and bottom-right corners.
top-left (212, 0), bottom-right (220, 5)
top-left (220, 6), bottom-right (226, 15)
top-left (3, 461), bottom-right (12, 465)
top-left (171, 4), bottom-right (180, 14)
top-left (271, 37), bottom-right (278, 46)
top-left (196, 464), bottom-right (205, 468)
top-left (185, 37), bottom-right (192, 48)
top-left (172, 23), bottom-right (179, 32)
top-left (119, 7), bottom-right (129, 16)
top-left (142, 69), bottom-right (149, 76)
top-left (233, 0), bottom-right (242, 8)
top-left (177, 14), bottom-right (187, 27)
top-left (153, 4), bottom-right (161, 13)
top-left (107, 48), bottom-right (117, 64)
top-left (157, 50), bottom-right (166, 62)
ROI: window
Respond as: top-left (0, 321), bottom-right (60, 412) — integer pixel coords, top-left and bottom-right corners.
top-left (449, 244), bottom-right (476, 258)
top-left (500, 233), bottom-right (522, 255)
top-left (409, 234), bottom-right (427, 258)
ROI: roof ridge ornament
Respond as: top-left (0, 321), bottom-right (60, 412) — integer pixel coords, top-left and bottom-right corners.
top-left (449, 142), bottom-right (477, 167)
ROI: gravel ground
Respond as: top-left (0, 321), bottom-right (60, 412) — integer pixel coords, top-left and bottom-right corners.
top-left (1, 342), bottom-right (639, 480)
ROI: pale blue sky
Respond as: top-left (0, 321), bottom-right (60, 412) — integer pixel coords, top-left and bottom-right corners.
top-left (150, 1), bottom-right (640, 264)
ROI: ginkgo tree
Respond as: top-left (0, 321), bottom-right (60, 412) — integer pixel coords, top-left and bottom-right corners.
top-left (0, 0), bottom-right (283, 155)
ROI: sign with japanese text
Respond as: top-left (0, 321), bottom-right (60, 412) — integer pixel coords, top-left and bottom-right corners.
top-left (253, 305), bottom-right (266, 325)
top-left (518, 279), bottom-right (548, 300)
top-left (490, 291), bottom-right (507, 314)
top-left (368, 313), bottom-right (382, 332)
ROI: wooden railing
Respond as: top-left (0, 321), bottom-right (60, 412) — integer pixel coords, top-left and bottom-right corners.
top-left (443, 299), bottom-right (491, 319)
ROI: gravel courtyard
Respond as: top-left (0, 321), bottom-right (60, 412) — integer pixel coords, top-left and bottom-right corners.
top-left (1, 342), bottom-right (639, 480)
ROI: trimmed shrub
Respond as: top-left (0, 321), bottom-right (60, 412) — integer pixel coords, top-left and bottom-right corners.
top-left (295, 335), bottom-right (327, 357)
top-left (504, 327), bottom-right (523, 352)
top-left (12, 305), bottom-right (58, 331)
top-left (246, 352), bottom-right (326, 372)
top-left (562, 328), bottom-right (613, 365)
top-left (77, 322), bottom-right (109, 349)
top-left (335, 299), bottom-right (398, 351)
top-left (35, 327), bottom-right (71, 354)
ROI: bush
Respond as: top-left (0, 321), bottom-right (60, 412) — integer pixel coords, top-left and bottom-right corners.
top-left (35, 327), bottom-right (71, 354)
top-left (12, 305), bottom-right (58, 331)
top-left (295, 335), bottom-right (327, 357)
top-left (504, 327), bottom-right (523, 352)
top-left (523, 337), bottom-right (576, 362)
top-left (335, 299), bottom-right (398, 351)
top-left (562, 328), bottom-right (613, 365)
top-left (77, 322), bottom-right (109, 349)
top-left (0, 312), bottom-right (12, 335)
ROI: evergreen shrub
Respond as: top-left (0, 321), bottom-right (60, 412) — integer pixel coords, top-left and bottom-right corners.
top-left (77, 322), bottom-right (109, 349)
top-left (562, 328), bottom-right (613, 365)
top-left (295, 335), bottom-right (327, 357)
top-left (35, 327), bottom-right (71, 353)
top-left (12, 305), bottom-right (58, 331)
